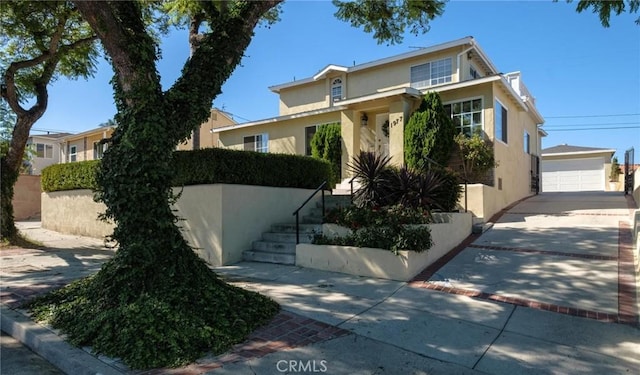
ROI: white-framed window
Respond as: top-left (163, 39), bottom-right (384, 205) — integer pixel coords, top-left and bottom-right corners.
top-left (331, 78), bottom-right (342, 105)
top-left (495, 99), bottom-right (508, 144)
top-left (35, 143), bottom-right (53, 158)
top-left (524, 131), bottom-right (530, 154)
top-left (69, 145), bottom-right (77, 162)
top-left (410, 57), bottom-right (452, 89)
top-left (93, 141), bottom-right (106, 160)
top-left (469, 66), bottom-right (479, 79)
top-left (305, 125), bottom-right (318, 156)
top-left (244, 133), bottom-right (269, 153)
top-left (444, 98), bottom-right (483, 136)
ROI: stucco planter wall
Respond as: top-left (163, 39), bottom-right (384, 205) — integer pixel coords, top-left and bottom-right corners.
top-left (13, 175), bottom-right (42, 220)
top-left (42, 184), bottom-right (320, 267)
top-left (296, 212), bottom-right (472, 281)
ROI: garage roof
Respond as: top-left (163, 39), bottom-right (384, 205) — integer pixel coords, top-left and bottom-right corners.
top-left (542, 144), bottom-right (615, 157)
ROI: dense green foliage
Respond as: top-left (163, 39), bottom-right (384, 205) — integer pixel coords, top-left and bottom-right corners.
top-left (454, 132), bottom-right (497, 183)
top-left (310, 123), bottom-right (342, 183)
top-left (571, 0), bottom-right (639, 27)
top-left (41, 160), bottom-right (100, 192)
top-left (27, 269), bottom-right (279, 369)
top-left (316, 204), bottom-right (433, 253)
top-left (404, 92), bottom-right (455, 169)
top-left (41, 148), bottom-right (334, 192)
top-left (349, 151), bottom-right (461, 211)
top-left (610, 156), bottom-right (622, 181)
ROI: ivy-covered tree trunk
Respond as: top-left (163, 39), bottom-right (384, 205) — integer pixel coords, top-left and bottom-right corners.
top-left (29, 1), bottom-right (282, 369)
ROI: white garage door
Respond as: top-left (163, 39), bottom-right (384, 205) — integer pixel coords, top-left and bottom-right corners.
top-left (542, 157), bottom-right (605, 192)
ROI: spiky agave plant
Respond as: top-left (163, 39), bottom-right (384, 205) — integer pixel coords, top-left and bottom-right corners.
top-left (348, 151), bottom-right (393, 208)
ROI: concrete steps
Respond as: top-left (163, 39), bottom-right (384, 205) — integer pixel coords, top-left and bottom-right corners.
top-left (242, 194), bottom-right (352, 265)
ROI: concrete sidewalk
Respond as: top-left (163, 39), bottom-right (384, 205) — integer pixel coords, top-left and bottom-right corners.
top-left (2, 190), bottom-right (639, 374)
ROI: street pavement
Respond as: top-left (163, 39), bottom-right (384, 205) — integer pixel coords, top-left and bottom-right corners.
top-left (1, 191), bottom-right (638, 374)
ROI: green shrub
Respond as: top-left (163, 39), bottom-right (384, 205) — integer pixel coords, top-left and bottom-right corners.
top-left (404, 92), bottom-right (455, 170)
top-left (42, 148), bottom-right (334, 192)
top-left (454, 132), bottom-right (497, 183)
top-left (311, 123), bottom-right (342, 183)
top-left (41, 160), bottom-right (100, 192)
top-left (319, 204), bottom-right (433, 253)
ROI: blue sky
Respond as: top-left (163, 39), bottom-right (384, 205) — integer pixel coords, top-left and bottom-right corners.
top-left (33, 0), bottom-right (640, 159)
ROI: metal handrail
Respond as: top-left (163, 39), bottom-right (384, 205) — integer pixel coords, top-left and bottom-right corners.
top-left (292, 180), bottom-right (327, 244)
top-left (348, 176), bottom-right (357, 203)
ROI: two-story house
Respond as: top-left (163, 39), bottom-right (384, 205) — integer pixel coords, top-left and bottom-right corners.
top-left (214, 37), bottom-right (545, 221)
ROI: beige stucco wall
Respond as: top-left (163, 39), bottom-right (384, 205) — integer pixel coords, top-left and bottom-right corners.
top-left (458, 183), bottom-right (501, 223)
top-left (42, 189), bottom-right (113, 237)
top-left (13, 175), bottom-right (42, 220)
top-left (219, 112), bottom-right (341, 155)
top-left (62, 128), bottom-right (113, 162)
top-left (177, 110), bottom-right (236, 150)
top-left (41, 184), bottom-right (320, 267)
top-left (28, 136), bottom-right (63, 175)
top-left (296, 212), bottom-right (472, 281)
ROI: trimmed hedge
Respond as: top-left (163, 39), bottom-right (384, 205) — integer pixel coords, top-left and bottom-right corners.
top-left (41, 160), bottom-right (100, 192)
top-left (42, 148), bottom-right (334, 192)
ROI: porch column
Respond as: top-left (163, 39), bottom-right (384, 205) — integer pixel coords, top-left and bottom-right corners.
top-left (340, 110), bottom-right (358, 180)
top-left (388, 99), bottom-right (411, 167)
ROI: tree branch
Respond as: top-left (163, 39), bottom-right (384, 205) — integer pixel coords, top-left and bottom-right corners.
top-left (164, 0), bottom-right (282, 137)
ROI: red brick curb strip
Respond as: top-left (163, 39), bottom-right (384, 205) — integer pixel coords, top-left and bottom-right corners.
top-left (506, 212), bottom-right (629, 217)
top-left (140, 311), bottom-right (351, 375)
top-left (618, 221), bottom-right (638, 325)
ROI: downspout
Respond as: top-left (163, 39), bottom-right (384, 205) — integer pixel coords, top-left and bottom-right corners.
top-left (456, 47), bottom-right (474, 82)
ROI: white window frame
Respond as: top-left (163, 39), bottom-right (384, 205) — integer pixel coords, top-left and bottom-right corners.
top-left (331, 78), bottom-right (342, 105)
top-left (443, 96), bottom-right (484, 137)
top-left (243, 133), bottom-right (269, 153)
top-left (305, 125), bottom-right (319, 156)
top-left (494, 98), bottom-right (508, 145)
top-left (93, 141), bottom-right (106, 160)
top-left (410, 57), bottom-right (452, 89)
top-left (469, 65), bottom-right (479, 80)
top-left (35, 143), bottom-right (53, 159)
top-left (69, 145), bottom-right (77, 162)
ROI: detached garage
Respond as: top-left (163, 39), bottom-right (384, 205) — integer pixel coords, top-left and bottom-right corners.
top-left (541, 145), bottom-right (615, 192)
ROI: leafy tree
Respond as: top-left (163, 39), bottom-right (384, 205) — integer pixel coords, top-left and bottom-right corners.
top-left (310, 122), bottom-right (341, 184)
top-left (25, 0), bottom-right (447, 369)
top-left (566, 0), bottom-right (640, 26)
top-left (0, 0), bottom-right (98, 240)
top-left (454, 132), bottom-right (497, 183)
top-left (404, 92), bottom-right (455, 170)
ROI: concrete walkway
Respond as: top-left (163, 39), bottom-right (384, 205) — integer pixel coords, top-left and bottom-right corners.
top-left (1, 191), bottom-right (639, 374)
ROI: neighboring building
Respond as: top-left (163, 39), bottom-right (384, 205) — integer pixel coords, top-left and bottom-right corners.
top-left (25, 133), bottom-right (70, 174)
top-left (177, 109), bottom-right (237, 151)
top-left (56, 109), bottom-right (234, 164)
top-left (215, 36), bottom-right (545, 220)
top-left (60, 126), bottom-right (115, 163)
top-left (541, 145), bottom-right (616, 192)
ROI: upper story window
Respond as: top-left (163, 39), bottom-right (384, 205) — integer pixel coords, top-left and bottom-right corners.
top-left (524, 131), bottom-right (530, 154)
top-left (444, 98), bottom-right (483, 136)
top-left (469, 66), bottom-right (479, 79)
top-left (35, 143), bottom-right (53, 159)
top-left (244, 133), bottom-right (269, 153)
top-left (331, 78), bottom-right (342, 105)
top-left (410, 57), bottom-right (452, 89)
top-left (495, 99), bottom-right (508, 144)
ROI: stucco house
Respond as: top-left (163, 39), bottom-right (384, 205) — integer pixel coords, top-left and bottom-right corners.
top-left (25, 133), bottom-right (71, 174)
top-left (56, 109), bottom-right (234, 163)
top-left (214, 36), bottom-right (545, 222)
top-left (541, 145), bottom-right (616, 192)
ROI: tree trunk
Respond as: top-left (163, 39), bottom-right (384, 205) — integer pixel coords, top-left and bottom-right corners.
top-left (1, 113), bottom-right (46, 240)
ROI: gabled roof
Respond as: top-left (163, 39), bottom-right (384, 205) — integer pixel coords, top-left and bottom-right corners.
top-left (29, 132), bottom-right (72, 140)
top-left (269, 36), bottom-right (498, 93)
top-left (542, 144), bottom-right (615, 156)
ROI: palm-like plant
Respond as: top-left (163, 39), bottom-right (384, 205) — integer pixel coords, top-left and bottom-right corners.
top-left (348, 151), bottom-right (393, 208)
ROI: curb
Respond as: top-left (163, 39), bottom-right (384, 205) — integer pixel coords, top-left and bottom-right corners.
top-left (1, 305), bottom-right (125, 375)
